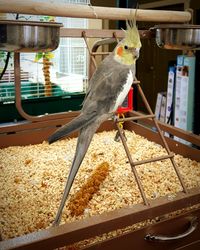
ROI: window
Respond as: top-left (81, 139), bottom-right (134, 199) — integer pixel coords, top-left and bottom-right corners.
top-left (0, 0), bottom-right (90, 101)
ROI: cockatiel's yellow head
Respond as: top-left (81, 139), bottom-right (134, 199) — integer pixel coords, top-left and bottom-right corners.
top-left (114, 18), bottom-right (141, 65)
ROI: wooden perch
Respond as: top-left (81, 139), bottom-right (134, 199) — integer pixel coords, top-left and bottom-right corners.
top-left (0, 0), bottom-right (191, 23)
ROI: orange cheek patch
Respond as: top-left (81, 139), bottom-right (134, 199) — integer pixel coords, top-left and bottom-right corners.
top-left (117, 46), bottom-right (123, 56)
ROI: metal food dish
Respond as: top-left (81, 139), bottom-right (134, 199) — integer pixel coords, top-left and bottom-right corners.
top-left (153, 24), bottom-right (200, 50)
top-left (0, 20), bottom-right (63, 52)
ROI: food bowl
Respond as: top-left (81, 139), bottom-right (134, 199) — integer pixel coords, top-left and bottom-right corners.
top-left (153, 24), bottom-right (200, 50)
top-left (0, 20), bottom-right (63, 52)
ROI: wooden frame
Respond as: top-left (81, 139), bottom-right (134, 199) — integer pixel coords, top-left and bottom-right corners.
top-left (0, 113), bottom-right (200, 249)
top-left (0, 4), bottom-right (199, 249)
top-left (0, 0), bottom-right (191, 22)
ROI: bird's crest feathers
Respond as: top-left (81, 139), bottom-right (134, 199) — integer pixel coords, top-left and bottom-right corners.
top-left (123, 10), bottom-right (141, 49)
top-left (114, 9), bottom-right (141, 65)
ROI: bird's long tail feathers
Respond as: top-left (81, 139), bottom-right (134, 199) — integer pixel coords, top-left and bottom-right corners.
top-left (52, 121), bottom-right (100, 226)
top-left (48, 113), bottom-right (96, 144)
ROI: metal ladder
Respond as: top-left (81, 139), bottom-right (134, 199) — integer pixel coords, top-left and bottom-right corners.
top-left (115, 79), bottom-right (188, 205)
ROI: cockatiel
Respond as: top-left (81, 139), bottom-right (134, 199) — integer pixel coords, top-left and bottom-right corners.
top-left (49, 18), bottom-right (141, 226)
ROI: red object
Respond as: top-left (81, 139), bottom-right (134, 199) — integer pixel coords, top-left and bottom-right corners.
top-left (117, 87), bottom-right (133, 114)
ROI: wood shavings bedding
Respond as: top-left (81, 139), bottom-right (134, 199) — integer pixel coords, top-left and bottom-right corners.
top-left (0, 130), bottom-right (200, 240)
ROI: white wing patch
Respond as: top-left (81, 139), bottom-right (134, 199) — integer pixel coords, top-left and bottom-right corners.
top-left (112, 70), bottom-right (133, 112)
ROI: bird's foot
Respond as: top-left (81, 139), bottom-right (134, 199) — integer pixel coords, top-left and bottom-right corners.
top-left (114, 130), bottom-right (121, 142)
top-left (114, 130), bottom-right (127, 142)
top-left (113, 114), bottom-right (119, 123)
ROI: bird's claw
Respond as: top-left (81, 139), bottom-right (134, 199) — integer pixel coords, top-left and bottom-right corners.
top-left (113, 114), bottom-right (119, 123)
top-left (114, 130), bottom-right (127, 142)
top-left (114, 130), bottom-right (121, 142)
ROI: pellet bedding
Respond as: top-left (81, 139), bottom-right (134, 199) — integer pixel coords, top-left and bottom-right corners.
top-left (0, 130), bottom-right (200, 240)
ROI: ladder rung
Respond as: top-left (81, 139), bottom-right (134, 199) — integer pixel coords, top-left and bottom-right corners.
top-left (133, 80), bottom-right (140, 84)
top-left (132, 154), bottom-right (174, 166)
top-left (117, 114), bottom-right (155, 122)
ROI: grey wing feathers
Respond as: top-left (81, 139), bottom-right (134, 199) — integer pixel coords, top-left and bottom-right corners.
top-left (48, 54), bottom-right (132, 144)
top-left (48, 112), bottom-right (97, 144)
top-left (82, 55), bottom-right (131, 114)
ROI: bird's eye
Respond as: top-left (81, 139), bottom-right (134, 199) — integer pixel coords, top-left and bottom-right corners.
top-left (124, 45), bottom-right (128, 50)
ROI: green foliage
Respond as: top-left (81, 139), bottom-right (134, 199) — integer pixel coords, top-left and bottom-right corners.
top-left (34, 52), bottom-right (43, 62)
top-left (0, 51), bottom-right (6, 60)
top-left (34, 52), bottom-right (54, 62)
top-left (39, 16), bottom-right (55, 22)
top-left (44, 52), bottom-right (54, 60)
top-left (0, 51), bottom-right (13, 70)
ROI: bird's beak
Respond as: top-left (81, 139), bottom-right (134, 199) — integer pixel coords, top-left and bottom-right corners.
top-left (130, 47), bottom-right (140, 59)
